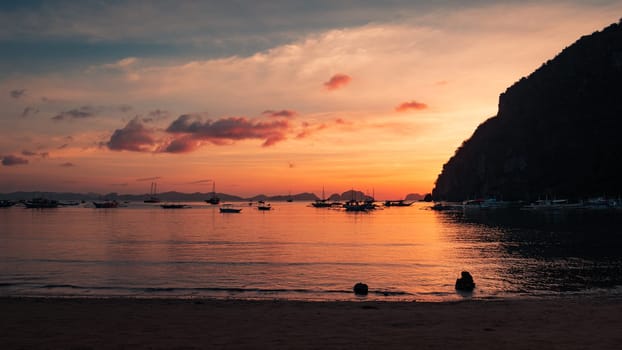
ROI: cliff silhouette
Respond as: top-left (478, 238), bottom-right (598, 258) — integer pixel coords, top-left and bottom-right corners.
top-left (433, 20), bottom-right (622, 201)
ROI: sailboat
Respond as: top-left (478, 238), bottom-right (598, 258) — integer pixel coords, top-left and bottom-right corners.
top-left (311, 187), bottom-right (331, 208)
top-left (144, 182), bottom-right (161, 203)
top-left (205, 182), bottom-right (220, 205)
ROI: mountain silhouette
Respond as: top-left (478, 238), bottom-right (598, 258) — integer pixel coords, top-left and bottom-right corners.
top-left (433, 19), bottom-right (622, 201)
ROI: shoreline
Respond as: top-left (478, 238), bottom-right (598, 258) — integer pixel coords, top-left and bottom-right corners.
top-left (2, 296), bottom-right (622, 349)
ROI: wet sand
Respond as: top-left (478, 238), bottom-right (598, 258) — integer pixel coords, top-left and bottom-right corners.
top-left (2, 297), bottom-right (622, 349)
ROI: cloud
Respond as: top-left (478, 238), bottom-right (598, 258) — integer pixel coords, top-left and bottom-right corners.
top-left (101, 57), bottom-right (139, 70)
top-left (1, 155), bottom-right (29, 166)
top-left (395, 100), bottom-right (428, 112)
top-left (107, 118), bottom-right (158, 152)
top-left (21, 150), bottom-right (49, 158)
top-left (136, 176), bottom-right (161, 182)
top-left (21, 150), bottom-right (37, 156)
top-left (21, 106), bottom-right (39, 118)
top-left (262, 109), bottom-right (298, 118)
top-left (50, 105), bottom-right (130, 122)
top-left (323, 74), bottom-right (351, 91)
top-left (60, 162), bottom-right (75, 167)
top-left (52, 106), bottom-right (97, 121)
top-left (295, 122), bottom-right (327, 139)
top-left (166, 114), bottom-right (291, 148)
top-left (142, 109), bottom-right (170, 123)
top-left (119, 104), bottom-right (133, 113)
top-left (161, 136), bottom-right (201, 153)
top-left (90, 57), bottom-right (141, 81)
top-left (189, 179), bottom-right (213, 184)
top-left (10, 89), bottom-right (26, 98)
top-left (105, 113), bottom-right (293, 154)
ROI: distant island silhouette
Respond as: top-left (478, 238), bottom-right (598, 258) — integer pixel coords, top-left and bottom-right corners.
top-left (0, 190), bottom-right (424, 202)
top-left (433, 19), bottom-right (622, 202)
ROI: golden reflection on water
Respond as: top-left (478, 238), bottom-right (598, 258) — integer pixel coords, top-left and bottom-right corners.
top-left (6, 202), bottom-right (618, 301)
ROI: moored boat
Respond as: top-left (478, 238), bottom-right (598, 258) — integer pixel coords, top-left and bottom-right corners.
top-left (384, 199), bottom-right (414, 207)
top-left (311, 187), bottom-right (332, 207)
top-left (523, 199), bottom-right (579, 210)
top-left (311, 199), bottom-right (331, 208)
top-left (206, 182), bottom-right (220, 205)
top-left (257, 201), bottom-right (272, 211)
top-left (144, 182), bottom-right (161, 203)
top-left (93, 200), bottom-right (119, 208)
top-left (219, 204), bottom-right (241, 213)
top-left (462, 198), bottom-right (510, 210)
top-left (0, 200), bottom-right (16, 208)
top-left (161, 203), bottom-right (190, 209)
top-left (58, 201), bottom-right (81, 206)
top-left (24, 197), bottom-right (59, 208)
top-left (430, 202), bottom-right (460, 211)
top-left (344, 199), bottom-right (368, 212)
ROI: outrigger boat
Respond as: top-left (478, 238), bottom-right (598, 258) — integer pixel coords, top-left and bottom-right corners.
top-left (0, 200), bottom-right (16, 208)
top-left (219, 204), bottom-right (241, 213)
top-left (257, 201), bottom-right (272, 211)
top-left (24, 198), bottom-right (59, 208)
top-left (93, 200), bottom-right (119, 208)
top-left (384, 200), bottom-right (414, 207)
top-left (161, 203), bottom-right (190, 209)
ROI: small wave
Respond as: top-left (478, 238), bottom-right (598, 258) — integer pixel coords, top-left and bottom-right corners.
top-left (13, 258), bottom-right (423, 269)
top-left (26, 284), bottom-right (413, 298)
top-left (140, 286), bottom-right (352, 295)
top-left (41, 284), bottom-right (84, 289)
top-left (371, 290), bottom-right (414, 296)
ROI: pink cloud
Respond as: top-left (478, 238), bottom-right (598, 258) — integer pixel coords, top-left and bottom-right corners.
top-left (60, 162), bottom-right (75, 167)
top-left (395, 100), bottom-right (428, 112)
top-left (106, 118), bottom-right (158, 152)
top-left (323, 73), bottom-right (352, 91)
top-left (334, 118), bottom-right (354, 125)
top-left (295, 123), bottom-right (327, 139)
top-left (1, 155), bottom-right (29, 166)
top-left (262, 109), bottom-right (298, 118)
top-left (166, 115), bottom-right (291, 148)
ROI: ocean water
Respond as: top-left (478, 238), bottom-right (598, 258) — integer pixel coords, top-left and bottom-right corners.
top-left (2, 202), bottom-right (622, 302)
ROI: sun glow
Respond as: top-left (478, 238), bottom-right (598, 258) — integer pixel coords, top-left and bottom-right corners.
top-left (1, 3), bottom-right (621, 197)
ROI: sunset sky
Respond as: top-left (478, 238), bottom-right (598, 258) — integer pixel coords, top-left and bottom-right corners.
top-left (1, 1), bottom-right (621, 199)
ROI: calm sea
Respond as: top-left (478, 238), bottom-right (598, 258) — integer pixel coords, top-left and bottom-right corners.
top-left (2, 202), bottom-right (622, 302)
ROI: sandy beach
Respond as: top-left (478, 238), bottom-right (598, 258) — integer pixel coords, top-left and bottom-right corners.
top-left (2, 297), bottom-right (622, 349)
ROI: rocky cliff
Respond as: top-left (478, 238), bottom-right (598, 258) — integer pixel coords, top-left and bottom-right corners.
top-left (433, 20), bottom-right (622, 201)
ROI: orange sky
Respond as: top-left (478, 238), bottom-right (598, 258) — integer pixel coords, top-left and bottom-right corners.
top-left (1, 2), bottom-right (621, 199)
